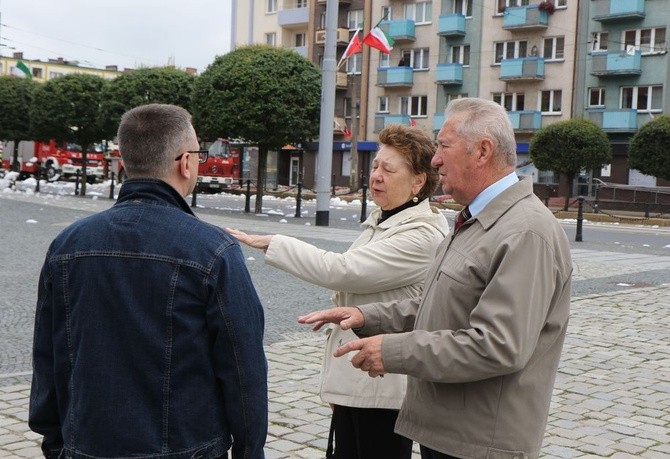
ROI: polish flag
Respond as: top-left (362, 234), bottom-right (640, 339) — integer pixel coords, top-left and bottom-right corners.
top-left (337, 29), bottom-right (362, 68)
top-left (363, 26), bottom-right (394, 54)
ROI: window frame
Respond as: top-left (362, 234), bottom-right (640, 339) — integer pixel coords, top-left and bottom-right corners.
top-left (266, 0), bottom-right (277, 14)
top-left (405, 1), bottom-right (432, 25)
top-left (400, 95), bottom-right (428, 117)
top-left (543, 36), bottom-right (565, 61)
top-left (378, 96), bottom-right (390, 113)
top-left (265, 32), bottom-right (276, 47)
top-left (496, 0), bottom-right (529, 15)
top-left (494, 40), bottom-right (528, 64)
top-left (623, 27), bottom-right (667, 55)
top-left (588, 87), bottom-right (606, 108)
top-left (591, 32), bottom-right (608, 52)
top-left (539, 90), bottom-right (562, 115)
top-left (402, 48), bottom-right (430, 70)
top-left (346, 53), bottom-right (362, 75)
top-left (620, 85), bottom-right (663, 112)
top-left (492, 92), bottom-right (525, 111)
top-left (450, 44), bottom-right (471, 66)
top-left (453, 0), bottom-right (473, 17)
top-left (347, 9), bottom-right (364, 30)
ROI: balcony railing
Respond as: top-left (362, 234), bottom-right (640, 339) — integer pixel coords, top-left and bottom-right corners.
top-left (502, 5), bottom-right (549, 31)
top-left (499, 57), bottom-right (545, 81)
top-left (278, 6), bottom-right (309, 27)
top-left (374, 114), bottom-right (412, 132)
top-left (507, 111), bottom-right (542, 131)
top-left (436, 64), bottom-right (463, 85)
top-left (437, 14), bottom-right (466, 37)
top-left (379, 19), bottom-right (416, 42)
top-left (377, 67), bottom-right (414, 87)
top-left (588, 109), bottom-right (638, 131)
top-left (592, 0), bottom-right (645, 22)
top-left (590, 51), bottom-right (642, 76)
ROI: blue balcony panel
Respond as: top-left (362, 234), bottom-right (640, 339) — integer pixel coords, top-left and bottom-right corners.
top-left (499, 57), bottom-right (545, 81)
top-left (438, 14), bottom-right (466, 37)
top-left (502, 5), bottom-right (549, 31)
top-left (379, 19), bottom-right (416, 42)
top-left (278, 7), bottom-right (309, 27)
top-left (508, 111), bottom-right (541, 131)
top-left (433, 113), bottom-right (445, 132)
top-left (436, 64), bottom-right (463, 85)
top-left (377, 67), bottom-right (414, 87)
top-left (588, 109), bottom-right (638, 131)
top-left (590, 51), bottom-right (642, 76)
top-left (374, 114), bottom-right (412, 132)
top-left (592, 0), bottom-right (645, 22)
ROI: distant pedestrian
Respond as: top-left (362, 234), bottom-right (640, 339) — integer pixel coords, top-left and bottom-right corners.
top-left (300, 97), bottom-right (572, 459)
top-left (29, 103), bottom-right (267, 459)
top-left (228, 124), bottom-right (448, 459)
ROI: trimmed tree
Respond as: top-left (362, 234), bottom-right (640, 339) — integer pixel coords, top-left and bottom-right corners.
top-left (31, 73), bottom-right (107, 196)
top-left (192, 45), bottom-right (321, 214)
top-left (99, 66), bottom-right (196, 140)
top-left (0, 76), bottom-right (39, 172)
top-left (628, 115), bottom-right (670, 181)
top-left (530, 119), bottom-right (612, 210)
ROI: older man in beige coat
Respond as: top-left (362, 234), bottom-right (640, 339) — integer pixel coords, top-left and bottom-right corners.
top-left (300, 98), bottom-right (572, 459)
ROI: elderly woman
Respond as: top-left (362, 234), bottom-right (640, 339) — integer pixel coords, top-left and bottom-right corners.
top-left (228, 124), bottom-right (448, 459)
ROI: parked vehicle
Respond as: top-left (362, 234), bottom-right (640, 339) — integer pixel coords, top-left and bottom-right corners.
top-left (109, 139), bottom-right (241, 193)
top-left (1, 140), bottom-right (105, 183)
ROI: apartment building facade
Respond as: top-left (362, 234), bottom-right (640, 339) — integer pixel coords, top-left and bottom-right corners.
top-left (0, 52), bottom-right (122, 82)
top-left (233, 0), bottom-right (669, 191)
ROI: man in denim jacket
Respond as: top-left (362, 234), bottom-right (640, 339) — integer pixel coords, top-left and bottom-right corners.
top-left (29, 104), bottom-right (267, 459)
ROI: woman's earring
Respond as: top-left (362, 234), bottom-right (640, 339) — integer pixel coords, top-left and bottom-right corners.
top-left (412, 196), bottom-right (419, 203)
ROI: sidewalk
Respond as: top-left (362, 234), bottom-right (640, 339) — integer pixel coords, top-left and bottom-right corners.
top-left (2, 286), bottom-right (669, 459)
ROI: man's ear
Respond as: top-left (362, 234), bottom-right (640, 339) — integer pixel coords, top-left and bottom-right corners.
top-left (177, 153), bottom-right (194, 179)
top-left (476, 138), bottom-right (495, 166)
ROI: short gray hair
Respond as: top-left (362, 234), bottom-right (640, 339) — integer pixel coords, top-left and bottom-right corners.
top-left (444, 98), bottom-right (517, 168)
top-left (117, 104), bottom-right (195, 179)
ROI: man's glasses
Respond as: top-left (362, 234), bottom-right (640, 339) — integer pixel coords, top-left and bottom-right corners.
top-left (175, 150), bottom-right (209, 164)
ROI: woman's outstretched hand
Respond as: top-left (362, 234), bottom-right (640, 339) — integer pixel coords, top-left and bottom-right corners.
top-left (226, 228), bottom-right (274, 251)
top-left (298, 307), bottom-right (365, 332)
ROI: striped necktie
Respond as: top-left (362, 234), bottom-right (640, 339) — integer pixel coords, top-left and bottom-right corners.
top-left (454, 206), bottom-right (471, 232)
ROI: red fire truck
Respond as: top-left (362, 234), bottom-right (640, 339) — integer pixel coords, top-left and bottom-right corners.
top-left (1, 140), bottom-right (106, 183)
top-left (110, 139), bottom-right (241, 193)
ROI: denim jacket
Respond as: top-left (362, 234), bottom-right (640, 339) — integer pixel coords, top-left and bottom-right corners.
top-left (30, 179), bottom-right (268, 459)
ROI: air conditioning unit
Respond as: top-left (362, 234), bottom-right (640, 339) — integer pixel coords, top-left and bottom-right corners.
top-left (315, 30), bottom-right (326, 44)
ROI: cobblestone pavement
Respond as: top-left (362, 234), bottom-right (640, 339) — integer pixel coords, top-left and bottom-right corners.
top-left (1, 192), bottom-right (669, 458)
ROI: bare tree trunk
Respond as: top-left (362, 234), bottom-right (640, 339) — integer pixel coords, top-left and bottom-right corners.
top-left (254, 145), bottom-right (268, 214)
top-left (563, 173), bottom-right (574, 211)
top-left (12, 139), bottom-right (20, 172)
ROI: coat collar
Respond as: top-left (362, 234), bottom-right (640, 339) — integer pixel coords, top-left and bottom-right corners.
top-left (474, 176), bottom-right (534, 231)
top-left (363, 198), bottom-right (435, 229)
top-left (115, 179), bottom-right (196, 216)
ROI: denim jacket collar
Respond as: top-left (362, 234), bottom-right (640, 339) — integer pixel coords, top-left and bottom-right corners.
top-left (116, 179), bottom-right (195, 217)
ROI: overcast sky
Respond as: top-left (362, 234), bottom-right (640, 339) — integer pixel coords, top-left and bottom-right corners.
top-left (0, 0), bottom-right (232, 73)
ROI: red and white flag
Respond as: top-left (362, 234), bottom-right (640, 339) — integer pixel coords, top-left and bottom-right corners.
top-left (337, 29), bottom-right (362, 68)
top-left (363, 25), bottom-right (394, 54)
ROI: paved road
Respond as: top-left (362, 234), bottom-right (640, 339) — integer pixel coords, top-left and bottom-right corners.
top-left (1, 190), bottom-right (669, 458)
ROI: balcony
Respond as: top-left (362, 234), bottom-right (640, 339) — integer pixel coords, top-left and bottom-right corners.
top-left (315, 28), bottom-right (351, 46)
top-left (592, 0), bottom-right (645, 22)
top-left (336, 71), bottom-right (348, 88)
top-left (499, 57), bottom-right (545, 81)
top-left (588, 109), bottom-right (638, 131)
top-left (435, 64), bottom-right (463, 85)
top-left (377, 66), bottom-right (414, 87)
top-left (590, 51), bottom-right (641, 76)
top-left (437, 14), bottom-right (466, 37)
top-left (502, 5), bottom-right (549, 31)
top-left (374, 114), bottom-right (411, 132)
top-left (379, 19), bottom-right (416, 42)
top-left (508, 111), bottom-right (542, 131)
top-left (278, 6), bottom-right (308, 28)
top-left (433, 113), bottom-right (445, 132)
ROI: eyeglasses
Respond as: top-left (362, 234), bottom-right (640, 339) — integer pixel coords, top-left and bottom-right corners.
top-left (175, 150), bottom-right (209, 164)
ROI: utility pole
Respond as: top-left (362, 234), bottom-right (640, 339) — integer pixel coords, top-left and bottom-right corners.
top-left (315, 0), bottom-right (338, 226)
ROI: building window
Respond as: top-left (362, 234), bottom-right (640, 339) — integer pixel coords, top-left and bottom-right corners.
top-left (496, 0), bottom-right (529, 14)
top-left (450, 45), bottom-right (471, 65)
top-left (379, 52), bottom-right (391, 67)
top-left (401, 48), bottom-right (430, 70)
top-left (344, 98), bottom-right (360, 118)
top-left (400, 96), bottom-right (428, 117)
top-left (540, 90), bottom-right (562, 114)
top-left (591, 32), bottom-right (608, 52)
top-left (588, 88), bottom-right (606, 107)
top-left (405, 2), bottom-right (432, 25)
top-left (446, 93), bottom-right (468, 104)
top-left (49, 71), bottom-right (63, 79)
top-left (296, 0), bottom-right (307, 8)
top-left (295, 33), bottom-right (306, 47)
top-left (556, 0), bottom-right (567, 7)
top-left (494, 40), bottom-right (528, 64)
top-left (454, 0), bottom-right (472, 17)
top-left (493, 92), bottom-right (525, 111)
top-left (621, 86), bottom-right (663, 112)
top-left (543, 36), bottom-right (564, 60)
top-left (266, 0), bottom-right (277, 13)
top-left (381, 5), bottom-right (392, 21)
top-left (378, 96), bottom-right (389, 113)
top-left (623, 27), bottom-right (667, 54)
top-left (265, 33), bottom-right (276, 46)
top-left (32, 67), bottom-right (44, 78)
top-left (347, 10), bottom-right (364, 30)
top-left (346, 53), bottom-right (362, 75)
